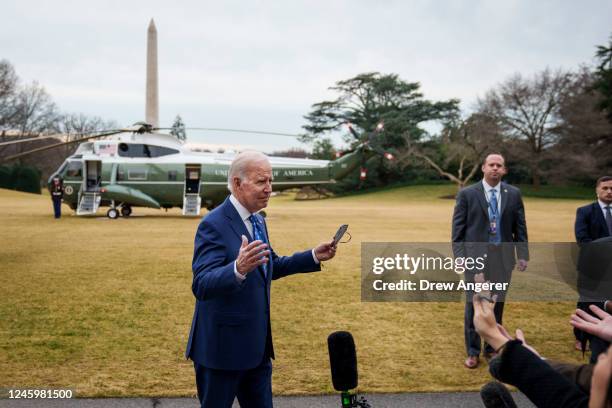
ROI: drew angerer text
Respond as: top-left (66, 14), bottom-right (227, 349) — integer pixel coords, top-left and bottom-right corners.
top-left (372, 280), bottom-right (509, 292)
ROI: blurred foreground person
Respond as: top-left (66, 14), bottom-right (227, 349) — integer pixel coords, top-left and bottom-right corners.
top-left (474, 285), bottom-right (612, 408)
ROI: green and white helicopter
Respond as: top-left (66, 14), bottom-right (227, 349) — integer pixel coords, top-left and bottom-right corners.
top-left (4, 122), bottom-right (392, 218)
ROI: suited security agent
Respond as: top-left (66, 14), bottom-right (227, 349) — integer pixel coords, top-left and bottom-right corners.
top-left (452, 153), bottom-right (529, 369)
top-left (574, 175), bottom-right (612, 362)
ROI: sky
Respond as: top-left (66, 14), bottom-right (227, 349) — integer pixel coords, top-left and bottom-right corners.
top-left (1, 0), bottom-right (611, 152)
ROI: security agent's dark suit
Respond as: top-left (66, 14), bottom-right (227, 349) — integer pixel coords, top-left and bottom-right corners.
top-left (452, 181), bottom-right (529, 357)
top-left (574, 202), bottom-right (612, 363)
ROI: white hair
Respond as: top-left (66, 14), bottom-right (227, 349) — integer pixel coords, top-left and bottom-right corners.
top-left (227, 150), bottom-right (270, 193)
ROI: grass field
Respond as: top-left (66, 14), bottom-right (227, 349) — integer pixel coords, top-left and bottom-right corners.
top-left (0, 185), bottom-right (593, 397)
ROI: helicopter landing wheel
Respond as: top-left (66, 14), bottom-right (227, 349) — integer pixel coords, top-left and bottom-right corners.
top-left (121, 206), bottom-right (132, 217)
top-left (107, 208), bottom-right (119, 219)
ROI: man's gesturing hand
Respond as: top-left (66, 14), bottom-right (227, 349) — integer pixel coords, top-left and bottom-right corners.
top-left (314, 240), bottom-right (337, 262)
top-left (236, 235), bottom-right (270, 275)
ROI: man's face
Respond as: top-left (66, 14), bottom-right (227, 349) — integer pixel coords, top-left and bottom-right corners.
top-left (596, 180), bottom-right (612, 204)
top-left (481, 154), bottom-right (507, 185)
top-left (234, 159), bottom-right (273, 213)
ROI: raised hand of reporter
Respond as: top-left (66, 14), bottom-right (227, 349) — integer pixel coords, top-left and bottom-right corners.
top-left (236, 235), bottom-right (270, 275)
top-left (473, 274), bottom-right (508, 351)
top-left (571, 305), bottom-right (612, 343)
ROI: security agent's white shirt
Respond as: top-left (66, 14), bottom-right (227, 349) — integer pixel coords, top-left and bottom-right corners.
top-left (599, 200), bottom-right (612, 218)
top-left (229, 194), bottom-right (319, 282)
top-left (482, 179), bottom-right (502, 213)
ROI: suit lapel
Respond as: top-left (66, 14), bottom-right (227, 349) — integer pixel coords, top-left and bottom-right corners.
top-left (593, 202), bottom-right (610, 235)
top-left (499, 182), bottom-right (508, 217)
top-left (474, 182), bottom-right (489, 217)
top-left (223, 197), bottom-right (252, 241)
top-left (223, 199), bottom-right (269, 285)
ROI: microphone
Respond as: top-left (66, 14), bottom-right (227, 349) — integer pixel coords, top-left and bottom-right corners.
top-left (328, 331), bottom-right (370, 408)
top-left (328, 331), bottom-right (358, 391)
top-left (480, 381), bottom-right (518, 408)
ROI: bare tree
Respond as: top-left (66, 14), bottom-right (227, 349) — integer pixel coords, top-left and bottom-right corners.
top-left (13, 81), bottom-right (59, 136)
top-left (400, 113), bottom-right (501, 190)
top-left (0, 60), bottom-right (19, 130)
top-left (477, 69), bottom-right (573, 188)
top-left (549, 68), bottom-right (612, 182)
top-left (54, 112), bottom-right (119, 158)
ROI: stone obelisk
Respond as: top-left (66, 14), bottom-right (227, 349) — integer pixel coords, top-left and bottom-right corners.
top-left (145, 19), bottom-right (159, 128)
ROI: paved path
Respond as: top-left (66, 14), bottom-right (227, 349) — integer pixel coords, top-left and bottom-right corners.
top-left (1, 392), bottom-right (535, 407)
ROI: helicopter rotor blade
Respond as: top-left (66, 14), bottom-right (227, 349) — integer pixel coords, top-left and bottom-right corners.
top-left (1, 129), bottom-right (126, 163)
top-left (182, 127), bottom-right (302, 138)
top-left (0, 128), bottom-right (127, 147)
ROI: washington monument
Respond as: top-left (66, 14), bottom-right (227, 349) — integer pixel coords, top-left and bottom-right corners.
top-left (145, 19), bottom-right (159, 128)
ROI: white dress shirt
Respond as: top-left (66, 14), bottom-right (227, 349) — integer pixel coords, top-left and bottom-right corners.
top-left (229, 194), bottom-right (319, 282)
top-left (598, 199), bottom-right (612, 220)
top-left (482, 179), bottom-right (501, 214)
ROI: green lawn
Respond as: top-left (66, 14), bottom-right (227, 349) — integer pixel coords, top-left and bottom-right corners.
top-left (0, 186), bottom-right (593, 396)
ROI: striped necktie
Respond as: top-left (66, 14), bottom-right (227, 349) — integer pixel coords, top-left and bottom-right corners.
top-left (489, 189), bottom-right (501, 244)
top-left (249, 214), bottom-right (268, 275)
top-left (605, 206), bottom-right (612, 235)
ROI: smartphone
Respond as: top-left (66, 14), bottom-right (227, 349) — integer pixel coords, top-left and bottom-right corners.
top-left (332, 224), bottom-right (349, 246)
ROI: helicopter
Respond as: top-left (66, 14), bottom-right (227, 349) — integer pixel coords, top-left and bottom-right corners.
top-left (0, 121), bottom-right (392, 218)
top-left (40, 122), bottom-right (390, 218)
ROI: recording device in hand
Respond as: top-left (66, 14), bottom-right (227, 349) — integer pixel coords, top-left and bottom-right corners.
top-left (332, 224), bottom-right (349, 246)
top-left (327, 331), bottom-right (371, 408)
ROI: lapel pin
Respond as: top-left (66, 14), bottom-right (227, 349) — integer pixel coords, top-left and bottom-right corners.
top-left (504, 189), bottom-right (507, 193)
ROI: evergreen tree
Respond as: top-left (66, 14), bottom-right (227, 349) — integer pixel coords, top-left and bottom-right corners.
top-left (170, 115), bottom-right (187, 142)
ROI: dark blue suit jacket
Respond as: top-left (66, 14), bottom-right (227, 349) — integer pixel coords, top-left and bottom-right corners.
top-left (575, 202), bottom-right (611, 243)
top-left (452, 181), bottom-right (529, 272)
top-left (185, 197), bottom-right (321, 370)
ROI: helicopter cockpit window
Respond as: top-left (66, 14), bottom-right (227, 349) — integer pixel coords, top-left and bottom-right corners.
top-left (65, 161), bottom-right (82, 178)
top-left (56, 161), bottom-right (68, 175)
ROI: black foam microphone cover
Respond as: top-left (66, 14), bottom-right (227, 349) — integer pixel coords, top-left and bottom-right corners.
top-left (480, 381), bottom-right (518, 408)
top-left (328, 331), bottom-right (358, 391)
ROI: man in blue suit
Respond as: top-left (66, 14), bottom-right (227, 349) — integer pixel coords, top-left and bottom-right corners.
top-left (574, 175), bottom-right (612, 362)
top-left (186, 151), bottom-right (337, 407)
